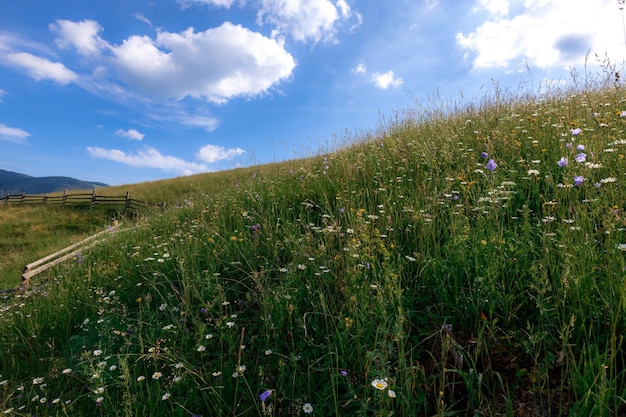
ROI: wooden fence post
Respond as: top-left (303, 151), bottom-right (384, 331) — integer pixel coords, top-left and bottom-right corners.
top-left (125, 192), bottom-right (130, 210)
top-left (20, 192), bottom-right (25, 204)
top-left (91, 188), bottom-right (96, 206)
top-left (62, 189), bottom-right (67, 205)
top-left (43, 194), bottom-right (48, 205)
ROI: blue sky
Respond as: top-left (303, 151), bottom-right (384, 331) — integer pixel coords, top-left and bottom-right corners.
top-left (0, 0), bottom-right (624, 185)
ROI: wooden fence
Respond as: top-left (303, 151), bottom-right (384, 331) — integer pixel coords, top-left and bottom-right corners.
top-left (0, 225), bottom-right (126, 295)
top-left (0, 189), bottom-right (163, 211)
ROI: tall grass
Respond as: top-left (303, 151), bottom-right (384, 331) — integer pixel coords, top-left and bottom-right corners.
top-left (1, 76), bottom-right (626, 416)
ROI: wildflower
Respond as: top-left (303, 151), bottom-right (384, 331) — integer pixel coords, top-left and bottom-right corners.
top-left (600, 177), bottom-right (617, 183)
top-left (575, 153), bottom-right (586, 163)
top-left (197, 345), bottom-right (206, 352)
top-left (173, 376), bottom-right (181, 383)
top-left (527, 169), bottom-right (540, 176)
top-left (557, 157), bottom-right (568, 167)
top-left (302, 403), bottom-right (314, 414)
top-left (259, 389), bottom-right (272, 402)
top-left (265, 349), bottom-right (273, 355)
top-left (620, 110), bottom-right (626, 117)
top-left (137, 376), bottom-right (145, 382)
top-left (574, 176), bottom-right (584, 186)
top-left (618, 244), bottom-right (626, 252)
top-left (340, 370), bottom-right (348, 377)
top-left (96, 396), bottom-right (104, 404)
top-left (486, 159), bottom-right (497, 171)
top-left (162, 392), bottom-right (171, 401)
top-left (174, 362), bottom-right (184, 369)
top-left (388, 389), bottom-right (397, 398)
top-left (152, 372), bottom-right (163, 380)
top-left (32, 377), bottom-right (44, 385)
top-left (95, 386), bottom-right (105, 394)
top-left (480, 151), bottom-right (488, 159)
top-left (212, 371), bottom-right (222, 377)
top-left (571, 127), bottom-right (582, 136)
top-left (93, 349), bottom-right (103, 356)
top-left (371, 378), bottom-right (388, 390)
top-left (576, 144), bottom-right (585, 151)
top-left (226, 322), bottom-right (235, 328)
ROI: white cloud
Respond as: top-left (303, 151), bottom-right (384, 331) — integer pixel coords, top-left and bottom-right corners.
top-left (51, 19), bottom-right (106, 56)
top-left (0, 123), bottom-right (30, 143)
top-left (177, 0), bottom-right (236, 7)
top-left (0, 89), bottom-right (5, 101)
top-left (115, 128), bottom-right (145, 141)
top-left (372, 71), bottom-right (403, 89)
top-left (2, 52), bottom-right (77, 84)
top-left (87, 146), bottom-right (208, 175)
top-left (457, 0), bottom-right (625, 70)
top-left (477, 0), bottom-right (509, 17)
top-left (177, 115), bottom-right (220, 132)
top-left (352, 63), bottom-right (366, 74)
top-left (109, 22), bottom-right (295, 103)
top-left (132, 13), bottom-right (153, 26)
top-left (257, 0), bottom-right (358, 43)
top-left (196, 144), bottom-right (245, 163)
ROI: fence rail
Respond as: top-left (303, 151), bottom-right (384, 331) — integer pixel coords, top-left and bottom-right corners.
top-left (0, 189), bottom-right (163, 211)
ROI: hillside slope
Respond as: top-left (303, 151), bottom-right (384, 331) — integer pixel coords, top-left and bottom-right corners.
top-left (1, 86), bottom-right (625, 416)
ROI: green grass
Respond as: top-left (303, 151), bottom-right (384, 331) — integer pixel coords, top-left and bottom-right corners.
top-left (1, 77), bottom-right (626, 416)
top-left (0, 205), bottom-right (122, 289)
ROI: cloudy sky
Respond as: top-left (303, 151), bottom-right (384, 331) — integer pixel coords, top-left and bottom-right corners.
top-left (0, 0), bottom-right (624, 185)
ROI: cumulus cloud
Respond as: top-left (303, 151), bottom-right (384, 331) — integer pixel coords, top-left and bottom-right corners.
top-left (352, 63), bottom-right (366, 74)
top-left (1, 51), bottom-right (77, 84)
top-left (257, 0), bottom-right (359, 43)
top-left (91, 22), bottom-right (296, 103)
top-left (87, 143), bottom-right (246, 175)
top-left (0, 123), bottom-right (30, 143)
top-left (457, 0), bottom-right (624, 70)
top-left (51, 19), bottom-right (106, 56)
top-left (87, 146), bottom-right (208, 175)
top-left (5, 19), bottom-right (295, 108)
top-left (476, 0), bottom-right (508, 17)
top-left (372, 71), bottom-right (403, 89)
top-left (196, 144), bottom-right (245, 163)
top-left (177, 0), bottom-right (237, 7)
top-left (115, 128), bottom-right (145, 141)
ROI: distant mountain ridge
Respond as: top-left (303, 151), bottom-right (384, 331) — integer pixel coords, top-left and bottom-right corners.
top-left (0, 169), bottom-right (108, 198)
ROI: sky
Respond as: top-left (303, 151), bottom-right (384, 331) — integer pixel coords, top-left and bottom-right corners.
top-left (0, 0), bottom-right (625, 186)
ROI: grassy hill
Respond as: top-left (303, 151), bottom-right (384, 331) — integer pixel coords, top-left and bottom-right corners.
top-left (1, 83), bottom-right (625, 416)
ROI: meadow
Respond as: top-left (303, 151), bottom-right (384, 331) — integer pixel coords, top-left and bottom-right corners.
top-left (1, 74), bottom-right (625, 416)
